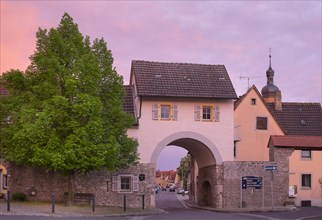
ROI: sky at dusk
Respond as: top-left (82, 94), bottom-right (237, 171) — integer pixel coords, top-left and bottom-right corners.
top-left (1, 1), bottom-right (321, 170)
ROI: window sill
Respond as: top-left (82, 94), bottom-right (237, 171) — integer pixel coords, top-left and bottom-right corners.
top-left (300, 187), bottom-right (312, 190)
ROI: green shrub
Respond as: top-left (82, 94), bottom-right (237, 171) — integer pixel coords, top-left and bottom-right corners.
top-left (12, 192), bottom-right (27, 201)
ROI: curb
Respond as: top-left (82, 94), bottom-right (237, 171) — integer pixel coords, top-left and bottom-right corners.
top-left (182, 200), bottom-right (297, 213)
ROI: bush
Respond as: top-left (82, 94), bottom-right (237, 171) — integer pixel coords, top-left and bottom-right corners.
top-left (12, 192), bottom-right (27, 201)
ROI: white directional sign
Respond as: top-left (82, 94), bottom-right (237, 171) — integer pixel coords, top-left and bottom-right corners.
top-left (264, 165), bottom-right (277, 171)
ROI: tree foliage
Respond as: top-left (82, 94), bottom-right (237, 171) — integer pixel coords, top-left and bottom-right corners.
top-left (177, 154), bottom-right (191, 190)
top-left (0, 13), bottom-right (138, 176)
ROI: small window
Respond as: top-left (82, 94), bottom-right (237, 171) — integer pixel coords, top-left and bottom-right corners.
top-left (152, 104), bottom-right (178, 121)
top-left (301, 150), bottom-right (311, 159)
top-left (202, 106), bottom-right (212, 120)
top-left (160, 105), bottom-right (171, 119)
top-left (301, 174), bottom-right (311, 188)
top-left (234, 142), bottom-right (237, 159)
top-left (256, 117), bottom-right (267, 130)
top-left (120, 176), bottom-right (131, 192)
top-left (251, 98), bottom-right (256, 105)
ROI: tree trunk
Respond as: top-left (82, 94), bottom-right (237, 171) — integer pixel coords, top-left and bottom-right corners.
top-left (67, 173), bottom-right (74, 206)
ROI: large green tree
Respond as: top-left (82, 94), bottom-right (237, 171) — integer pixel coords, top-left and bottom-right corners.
top-left (0, 13), bottom-right (138, 204)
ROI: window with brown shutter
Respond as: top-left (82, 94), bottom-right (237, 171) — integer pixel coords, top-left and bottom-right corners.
top-left (256, 117), bottom-right (267, 130)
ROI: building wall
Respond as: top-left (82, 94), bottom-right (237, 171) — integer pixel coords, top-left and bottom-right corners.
top-left (235, 88), bottom-right (322, 207)
top-left (134, 97), bottom-right (235, 165)
top-left (289, 150), bottom-right (322, 207)
top-left (0, 162), bottom-right (8, 196)
top-left (234, 88), bottom-right (284, 161)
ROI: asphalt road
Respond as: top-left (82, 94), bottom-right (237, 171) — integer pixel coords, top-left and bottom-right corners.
top-left (0, 190), bottom-right (321, 220)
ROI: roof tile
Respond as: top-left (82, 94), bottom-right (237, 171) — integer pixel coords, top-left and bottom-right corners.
top-left (266, 102), bottom-right (322, 136)
top-left (131, 60), bottom-right (237, 99)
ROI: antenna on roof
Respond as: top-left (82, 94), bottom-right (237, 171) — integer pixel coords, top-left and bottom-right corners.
top-left (239, 75), bottom-right (261, 90)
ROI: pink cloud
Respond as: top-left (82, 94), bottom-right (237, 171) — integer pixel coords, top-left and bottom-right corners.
top-left (0, 1), bottom-right (39, 73)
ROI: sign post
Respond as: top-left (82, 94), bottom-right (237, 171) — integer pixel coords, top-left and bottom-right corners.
top-left (241, 176), bottom-right (263, 209)
top-left (264, 165), bottom-right (277, 209)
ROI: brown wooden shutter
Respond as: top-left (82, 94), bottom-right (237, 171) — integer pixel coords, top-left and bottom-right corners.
top-left (152, 104), bottom-right (159, 120)
top-left (194, 105), bottom-right (201, 121)
top-left (214, 105), bottom-right (220, 122)
top-left (112, 176), bottom-right (118, 191)
top-left (172, 105), bottom-right (178, 121)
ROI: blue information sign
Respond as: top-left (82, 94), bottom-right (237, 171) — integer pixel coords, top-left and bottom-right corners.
top-left (264, 165), bottom-right (277, 171)
top-left (242, 176), bottom-right (263, 189)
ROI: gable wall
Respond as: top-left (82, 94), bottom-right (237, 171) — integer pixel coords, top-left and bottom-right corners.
top-left (234, 89), bottom-right (284, 161)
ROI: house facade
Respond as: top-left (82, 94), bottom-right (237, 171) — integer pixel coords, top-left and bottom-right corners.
top-left (234, 55), bottom-right (322, 207)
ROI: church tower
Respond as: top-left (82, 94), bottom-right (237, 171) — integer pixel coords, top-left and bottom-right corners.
top-left (261, 50), bottom-right (282, 110)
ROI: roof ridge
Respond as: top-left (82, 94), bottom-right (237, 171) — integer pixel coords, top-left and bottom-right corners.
top-left (281, 102), bottom-right (321, 105)
top-left (132, 60), bottom-right (225, 66)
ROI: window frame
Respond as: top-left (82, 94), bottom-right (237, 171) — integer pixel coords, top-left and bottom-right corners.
top-left (3, 174), bottom-right (8, 189)
top-left (301, 173), bottom-right (312, 189)
top-left (251, 98), bottom-right (256, 105)
top-left (160, 105), bottom-right (171, 120)
top-left (202, 106), bottom-right (212, 121)
top-left (152, 103), bottom-right (178, 121)
top-left (301, 150), bottom-right (312, 160)
top-left (195, 104), bottom-right (220, 122)
top-left (256, 117), bottom-right (268, 130)
top-left (112, 174), bottom-right (139, 193)
top-left (120, 176), bottom-right (132, 192)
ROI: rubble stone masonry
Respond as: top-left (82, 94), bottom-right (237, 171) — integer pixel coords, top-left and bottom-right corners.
top-left (7, 163), bottom-right (156, 208)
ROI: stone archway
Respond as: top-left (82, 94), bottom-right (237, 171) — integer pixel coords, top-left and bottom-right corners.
top-left (150, 131), bottom-right (224, 208)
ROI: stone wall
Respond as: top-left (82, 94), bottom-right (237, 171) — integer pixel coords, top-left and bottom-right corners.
top-left (223, 145), bottom-right (293, 209)
top-left (197, 164), bottom-right (224, 208)
top-left (7, 163), bottom-right (156, 208)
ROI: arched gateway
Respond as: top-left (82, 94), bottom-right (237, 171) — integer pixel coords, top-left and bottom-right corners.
top-left (150, 132), bottom-right (223, 207)
top-left (125, 61), bottom-right (237, 208)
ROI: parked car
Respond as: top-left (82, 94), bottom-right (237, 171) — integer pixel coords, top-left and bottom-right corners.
top-left (162, 187), bottom-right (167, 191)
top-left (177, 188), bottom-right (185, 194)
top-left (169, 185), bottom-right (175, 192)
top-left (152, 185), bottom-right (160, 193)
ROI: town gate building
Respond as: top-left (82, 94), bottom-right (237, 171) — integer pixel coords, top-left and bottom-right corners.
top-left (3, 60), bottom-right (295, 209)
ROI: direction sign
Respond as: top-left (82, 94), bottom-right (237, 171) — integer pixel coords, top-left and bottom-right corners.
top-left (241, 176), bottom-right (262, 189)
top-left (264, 165), bottom-right (277, 171)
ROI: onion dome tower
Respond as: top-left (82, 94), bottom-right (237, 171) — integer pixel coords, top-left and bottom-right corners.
top-left (261, 50), bottom-right (282, 110)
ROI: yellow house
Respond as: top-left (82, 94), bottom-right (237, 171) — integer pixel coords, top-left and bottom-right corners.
top-left (0, 162), bottom-right (8, 197)
top-left (234, 54), bottom-right (322, 207)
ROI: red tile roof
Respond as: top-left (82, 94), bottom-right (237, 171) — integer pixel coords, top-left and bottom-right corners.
top-left (269, 135), bottom-right (322, 150)
top-left (123, 85), bottom-right (135, 117)
top-left (266, 102), bottom-right (322, 136)
top-left (131, 60), bottom-right (237, 99)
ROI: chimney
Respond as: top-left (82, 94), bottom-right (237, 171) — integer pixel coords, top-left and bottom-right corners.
top-left (274, 90), bottom-right (282, 111)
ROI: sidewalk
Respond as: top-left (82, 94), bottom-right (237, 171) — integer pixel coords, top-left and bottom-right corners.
top-left (0, 199), bottom-right (165, 217)
top-left (177, 195), bottom-right (296, 213)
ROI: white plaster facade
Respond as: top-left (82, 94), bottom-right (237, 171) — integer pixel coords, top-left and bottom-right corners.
top-left (128, 96), bottom-right (235, 168)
